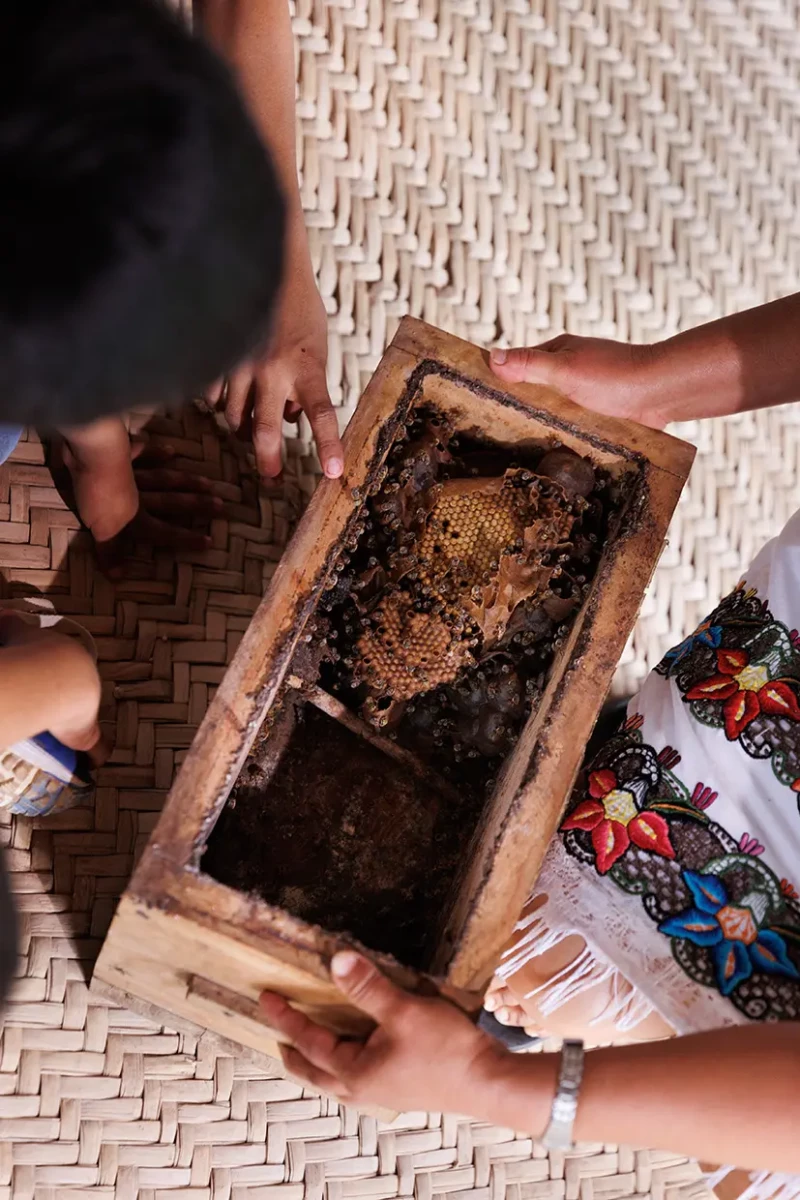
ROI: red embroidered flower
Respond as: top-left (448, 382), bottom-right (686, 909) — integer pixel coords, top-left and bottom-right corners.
top-left (780, 879), bottom-right (799, 901)
top-left (561, 768), bottom-right (675, 875)
top-left (685, 648), bottom-right (800, 740)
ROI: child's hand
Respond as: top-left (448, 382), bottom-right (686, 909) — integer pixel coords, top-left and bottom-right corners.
top-left (259, 951), bottom-right (513, 1117)
top-left (490, 336), bottom-right (667, 428)
top-left (206, 258), bottom-right (343, 481)
top-left (57, 417), bottom-right (225, 577)
top-left (0, 615), bottom-right (106, 761)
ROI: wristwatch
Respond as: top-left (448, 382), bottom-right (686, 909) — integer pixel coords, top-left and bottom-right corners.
top-left (540, 1038), bottom-right (585, 1150)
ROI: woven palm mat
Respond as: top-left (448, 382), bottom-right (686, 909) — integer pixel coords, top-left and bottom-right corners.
top-left (2, 0), bottom-right (800, 1194)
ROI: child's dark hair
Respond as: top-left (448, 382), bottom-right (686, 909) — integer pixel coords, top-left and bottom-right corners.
top-left (0, 0), bottom-right (285, 427)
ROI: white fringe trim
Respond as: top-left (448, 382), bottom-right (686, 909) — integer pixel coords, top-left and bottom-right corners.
top-left (738, 1174), bottom-right (800, 1200)
top-left (495, 905), bottom-right (655, 1033)
top-left (703, 1172), bottom-right (800, 1200)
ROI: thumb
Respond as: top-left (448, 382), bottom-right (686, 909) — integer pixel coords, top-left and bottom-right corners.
top-left (490, 346), bottom-right (558, 386)
top-left (331, 951), bottom-right (407, 1024)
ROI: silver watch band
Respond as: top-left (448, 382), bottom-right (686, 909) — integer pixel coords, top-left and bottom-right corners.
top-left (540, 1038), bottom-right (585, 1151)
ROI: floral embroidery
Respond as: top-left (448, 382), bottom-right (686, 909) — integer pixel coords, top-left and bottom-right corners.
top-left (561, 767), bottom-right (675, 874)
top-left (560, 723), bottom-right (800, 1020)
top-left (657, 584), bottom-right (800, 797)
top-left (559, 720), bottom-right (704, 876)
top-left (684, 647), bottom-right (800, 740)
top-left (659, 867), bottom-right (800, 995)
top-left (559, 582), bottom-right (800, 1019)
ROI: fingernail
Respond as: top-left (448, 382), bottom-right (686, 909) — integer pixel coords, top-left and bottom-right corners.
top-left (213, 496), bottom-right (224, 509)
top-left (331, 950), bottom-right (360, 978)
top-left (326, 458), bottom-right (344, 479)
top-left (491, 348), bottom-right (507, 365)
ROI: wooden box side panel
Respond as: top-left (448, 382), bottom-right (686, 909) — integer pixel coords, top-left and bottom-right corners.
top-left (94, 895), bottom-right (375, 1044)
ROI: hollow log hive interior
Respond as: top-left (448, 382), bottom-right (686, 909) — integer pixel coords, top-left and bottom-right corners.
top-left (202, 404), bottom-right (628, 969)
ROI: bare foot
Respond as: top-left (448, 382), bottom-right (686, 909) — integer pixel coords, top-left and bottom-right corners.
top-left (485, 894), bottom-right (675, 1046)
top-left (484, 976), bottom-right (539, 1033)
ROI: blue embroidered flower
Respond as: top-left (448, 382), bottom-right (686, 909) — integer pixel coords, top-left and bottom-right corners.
top-left (663, 620), bottom-right (723, 668)
top-left (658, 870), bottom-right (800, 996)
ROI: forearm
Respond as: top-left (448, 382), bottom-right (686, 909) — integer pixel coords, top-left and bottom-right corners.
top-left (647, 293), bottom-right (800, 424)
top-left (490, 1024), bottom-right (800, 1172)
top-left (60, 417), bottom-right (140, 543)
top-left (196, 0), bottom-right (309, 244)
top-left (0, 642), bottom-right (97, 747)
top-left (0, 647), bottom-right (63, 744)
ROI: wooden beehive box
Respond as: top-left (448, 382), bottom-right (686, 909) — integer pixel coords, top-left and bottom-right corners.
top-left (93, 318), bottom-right (695, 1056)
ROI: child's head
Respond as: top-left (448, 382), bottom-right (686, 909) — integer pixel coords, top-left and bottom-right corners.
top-left (0, 0), bottom-right (285, 428)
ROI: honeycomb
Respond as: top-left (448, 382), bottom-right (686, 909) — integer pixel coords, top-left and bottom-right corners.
top-left (353, 469), bottom-right (579, 715)
top-left (416, 478), bottom-right (531, 589)
top-left (356, 593), bottom-right (474, 704)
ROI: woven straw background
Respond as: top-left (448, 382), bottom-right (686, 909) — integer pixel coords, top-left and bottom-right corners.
top-left (1, 0), bottom-right (799, 1195)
